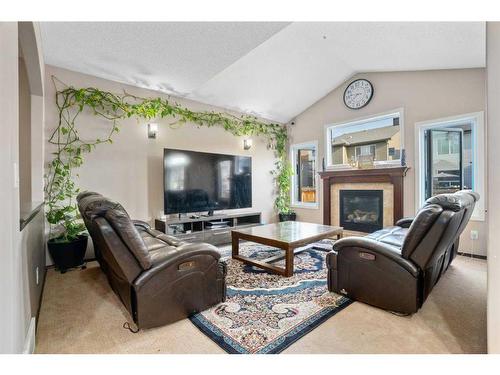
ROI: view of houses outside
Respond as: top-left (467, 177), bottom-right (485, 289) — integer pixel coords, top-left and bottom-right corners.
top-left (297, 148), bottom-right (316, 203)
top-left (426, 123), bottom-right (472, 197)
top-left (330, 115), bottom-right (401, 166)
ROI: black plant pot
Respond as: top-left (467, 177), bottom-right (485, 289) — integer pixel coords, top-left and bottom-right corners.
top-left (48, 235), bottom-right (88, 273)
top-left (279, 212), bottom-right (297, 222)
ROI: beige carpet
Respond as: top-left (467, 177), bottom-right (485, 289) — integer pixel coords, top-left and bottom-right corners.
top-left (35, 255), bottom-right (486, 354)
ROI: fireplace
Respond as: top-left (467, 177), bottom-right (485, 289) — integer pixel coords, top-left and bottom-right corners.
top-left (320, 167), bottom-right (408, 228)
top-left (339, 190), bottom-right (383, 233)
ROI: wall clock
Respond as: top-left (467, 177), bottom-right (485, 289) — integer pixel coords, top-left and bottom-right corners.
top-left (343, 79), bottom-right (374, 109)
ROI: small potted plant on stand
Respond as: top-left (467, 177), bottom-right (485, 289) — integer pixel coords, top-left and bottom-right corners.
top-left (275, 162), bottom-right (296, 222)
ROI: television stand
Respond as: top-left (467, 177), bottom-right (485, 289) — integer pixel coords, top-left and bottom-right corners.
top-left (155, 211), bottom-right (262, 246)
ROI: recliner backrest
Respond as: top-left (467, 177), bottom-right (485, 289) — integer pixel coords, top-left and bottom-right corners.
top-left (401, 191), bottom-right (473, 302)
top-left (78, 194), bottom-right (129, 222)
top-left (77, 192), bottom-right (103, 237)
top-left (401, 204), bottom-right (443, 259)
top-left (76, 190), bottom-right (101, 202)
top-left (402, 191), bottom-right (475, 262)
top-left (77, 193), bottom-right (130, 265)
top-left (450, 191), bottom-right (479, 245)
top-left (92, 216), bottom-right (143, 314)
top-left (104, 209), bottom-right (153, 270)
top-left (93, 216), bottom-right (143, 281)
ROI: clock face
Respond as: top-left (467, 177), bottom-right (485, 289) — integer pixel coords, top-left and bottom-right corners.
top-left (343, 79), bottom-right (373, 109)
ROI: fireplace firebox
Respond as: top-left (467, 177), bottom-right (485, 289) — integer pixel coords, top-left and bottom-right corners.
top-left (339, 190), bottom-right (383, 233)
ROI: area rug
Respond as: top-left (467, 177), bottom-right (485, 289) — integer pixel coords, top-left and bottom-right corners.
top-left (189, 241), bottom-right (352, 354)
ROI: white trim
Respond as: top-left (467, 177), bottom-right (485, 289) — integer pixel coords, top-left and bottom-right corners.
top-left (324, 108), bottom-right (405, 170)
top-left (290, 141), bottom-right (320, 209)
top-left (22, 317), bottom-right (36, 354)
top-left (414, 111), bottom-right (485, 221)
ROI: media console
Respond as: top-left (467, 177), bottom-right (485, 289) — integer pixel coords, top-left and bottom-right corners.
top-left (155, 211), bottom-right (262, 246)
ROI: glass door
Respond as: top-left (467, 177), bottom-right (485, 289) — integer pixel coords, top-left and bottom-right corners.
top-left (425, 128), bottom-right (463, 199)
top-left (296, 148), bottom-right (316, 204)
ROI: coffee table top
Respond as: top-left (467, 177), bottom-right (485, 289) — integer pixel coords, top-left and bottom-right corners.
top-left (232, 221), bottom-right (342, 247)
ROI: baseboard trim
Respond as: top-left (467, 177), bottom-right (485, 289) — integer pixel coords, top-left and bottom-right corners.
top-left (23, 317), bottom-right (36, 354)
top-left (36, 265), bottom-right (49, 333)
top-left (457, 252), bottom-right (487, 260)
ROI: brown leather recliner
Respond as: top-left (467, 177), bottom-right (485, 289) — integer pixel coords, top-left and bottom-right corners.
top-left (327, 190), bottom-right (479, 314)
top-left (76, 191), bottom-right (226, 329)
top-left (77, 191), bottom-right (151, 270)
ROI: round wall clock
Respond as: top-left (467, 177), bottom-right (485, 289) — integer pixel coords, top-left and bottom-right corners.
top-left (343, 79), bottom-right (374, 109)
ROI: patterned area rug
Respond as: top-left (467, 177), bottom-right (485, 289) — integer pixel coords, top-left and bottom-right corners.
top-left (189, 241), bottom-right (352, 354)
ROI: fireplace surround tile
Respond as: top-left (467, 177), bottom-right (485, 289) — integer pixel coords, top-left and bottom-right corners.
top-left (331, 182), bottom-right (394, 233)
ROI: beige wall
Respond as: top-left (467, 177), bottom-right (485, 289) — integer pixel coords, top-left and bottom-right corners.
top-left (0, 21), bottom-right (45, 354)
top-left (44, 65), bottom-right (278, 258)
top-left (487, 22), bottom-right (500, 354)
top-left (290, 68), bottom-right (487, 256)
top-left (0, 21), bottom-right (23, 354)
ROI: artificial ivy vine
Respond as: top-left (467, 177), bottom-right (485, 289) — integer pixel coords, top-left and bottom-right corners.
top-left (45, 77), bottom-right (291, 241)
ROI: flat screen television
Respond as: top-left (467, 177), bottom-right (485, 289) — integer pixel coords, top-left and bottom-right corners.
top-left (163, 148), bottom-right (252, 214)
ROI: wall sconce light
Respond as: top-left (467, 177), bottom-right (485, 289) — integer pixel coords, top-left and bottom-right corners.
top-left (148, 123), bottom-right (158, 139)
top-left (243, 138), bottom-right (252, 150)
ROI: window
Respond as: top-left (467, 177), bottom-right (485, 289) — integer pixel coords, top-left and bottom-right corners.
top-left (218, 160), bottom-right (231, 199)
top-left (436, 133), bottom-right (461, 155)
top-left (416, 112), bottom-right (485, 221)
top-left (290, 142), bottom-right (319, 208)
top-left (165, 152), bottom-right (189, 190)
top-left (355, 144), bottom-right (376, 159)
top-left (325, 109), bottom-right (403, 169)
top-left (425, 128), bottom-right (464, 197)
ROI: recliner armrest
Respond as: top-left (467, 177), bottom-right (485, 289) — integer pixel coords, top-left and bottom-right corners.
top-left (133, 243), bottom-right (221, 289)
top-left (156, 233), bottom-right (186, 247)
top-left (132, 220), bottom-right (151, 230)
top-left (395, 217), bottom-right (414, 228)
top-left (332, 237), bottom-right (419, 277)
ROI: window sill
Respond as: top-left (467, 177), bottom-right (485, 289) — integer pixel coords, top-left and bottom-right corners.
top-left (291, 203), bottom-right (319, 210)
top-left (325, 161), bottom-right (403, 171)
top-left (20, 201), bottom-right (44, 231)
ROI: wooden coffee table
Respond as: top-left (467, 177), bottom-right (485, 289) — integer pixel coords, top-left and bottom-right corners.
top-left (231, 221), bottom-right (343, 277)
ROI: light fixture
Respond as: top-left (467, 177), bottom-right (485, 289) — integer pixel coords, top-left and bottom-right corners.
top-left (243, 138), bottom-right (252, 150)
top-left (148, 123), bottom-right (158, 139)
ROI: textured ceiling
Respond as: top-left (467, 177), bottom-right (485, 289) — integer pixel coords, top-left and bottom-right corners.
top-left (40, 22), bottom-right (290, 95)
top-left (40, 22), bottom-right (485, 122)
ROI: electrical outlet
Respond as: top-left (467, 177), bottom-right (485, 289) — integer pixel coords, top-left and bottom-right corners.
top-left (470, 230), bottom-right (479, 240)
top-left (36, 267), bottom-right (39, 285)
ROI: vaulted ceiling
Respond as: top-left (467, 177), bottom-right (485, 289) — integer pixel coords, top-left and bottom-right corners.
top-left (40, 22), bottom-right (486, 123)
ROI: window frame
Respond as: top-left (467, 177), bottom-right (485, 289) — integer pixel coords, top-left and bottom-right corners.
top-left (324, 108), bottom-right (405, 170)
top-left (415, 112), bottom-right (485, 221)
top-left (290, 141), bottom-right (320, 209)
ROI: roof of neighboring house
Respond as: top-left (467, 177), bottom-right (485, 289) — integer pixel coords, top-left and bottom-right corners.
top-left (332, 125), bottom-right (400, 146)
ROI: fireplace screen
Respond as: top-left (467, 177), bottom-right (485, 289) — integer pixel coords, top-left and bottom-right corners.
top-left (339, 190), bottom-right (383, 233)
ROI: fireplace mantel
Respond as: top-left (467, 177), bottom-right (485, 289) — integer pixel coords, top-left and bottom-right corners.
top-left (319, 167), bottom-right (409, 226)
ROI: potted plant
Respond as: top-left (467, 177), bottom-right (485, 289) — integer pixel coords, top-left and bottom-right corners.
top-left (275, 161), bottom-right (296, 222)
top-left (45, 120), bottom-right (90, 273)
top-left (46, 216), bottom-right (88, 274)
top-left (46, 179), bottom-right (88, 273)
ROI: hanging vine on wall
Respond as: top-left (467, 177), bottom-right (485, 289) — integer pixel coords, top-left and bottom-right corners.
top-left (45, 76), bottom-right (291, 241)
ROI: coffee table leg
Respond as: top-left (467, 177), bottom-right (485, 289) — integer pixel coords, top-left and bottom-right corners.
top-left (285, 245), bottom-right (294, 277)
top-left (232, 232), bottom-right (240, 257)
